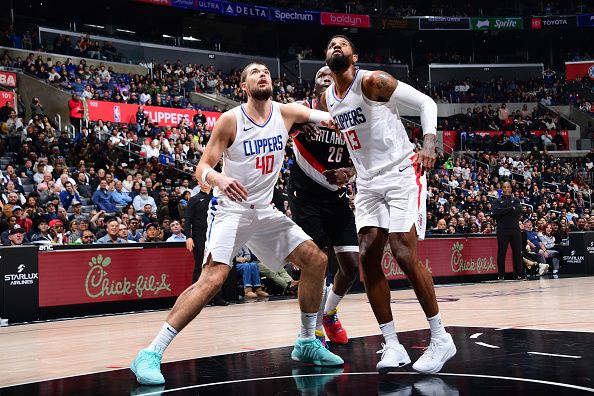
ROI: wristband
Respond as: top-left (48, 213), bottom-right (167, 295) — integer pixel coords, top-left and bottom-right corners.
top-left (308, 108), bottom-right (331, 125)
top-left (201, 168), bottom-right (216, 186)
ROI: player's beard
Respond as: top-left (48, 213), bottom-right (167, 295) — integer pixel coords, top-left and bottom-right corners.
top-left (250, 86), bottom-right (273, 101)
top-left (327, 54), bottom-right (351, 72)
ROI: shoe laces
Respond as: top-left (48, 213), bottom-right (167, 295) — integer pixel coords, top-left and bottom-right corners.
top-left (421, 339), bottom-right (440, 361)
top-left (323, 311), bottom-right (338, 325)
top-left (140, 352), bottom-right (161, 369)
top-left (377, 342), bottom-right (395, 359)
top-left (304, 338), bottom-right (325, 357)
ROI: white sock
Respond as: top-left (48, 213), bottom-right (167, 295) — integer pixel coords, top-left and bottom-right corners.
top-left (316, 284), bottom-right (329, 333)
top-left (148, 322), bottom-right (178, 355)
top-left (324, 286), bottom-right (344, 314)
top-left (427, 313), bottom-right (447, 339)
top-left (300, 312), bottom-right (318, 340)
top-left (379, 321), bottom-right (399, 345)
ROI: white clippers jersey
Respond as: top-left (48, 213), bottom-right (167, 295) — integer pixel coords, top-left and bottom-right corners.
top-left (325, 69), bottom-right (415, 180)
top-left (214, 102), bottom-right (288, 206)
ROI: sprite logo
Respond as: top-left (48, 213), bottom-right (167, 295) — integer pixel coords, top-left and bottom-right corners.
top-left (473, 17), bottom-right (522, 30)
top-left (85, 254), bottom-right (171, 299)
top-left (495, 19), bottom-right (517, 28)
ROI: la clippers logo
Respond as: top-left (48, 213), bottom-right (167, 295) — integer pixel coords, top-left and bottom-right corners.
top-left (418, 213), bottom-right (423, 228)
top-left (588, 65), bottom-right (594, 79)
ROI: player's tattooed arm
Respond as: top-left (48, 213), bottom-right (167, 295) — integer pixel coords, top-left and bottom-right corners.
top-left (417, 133), bottom-right (437, 175)
top-left (362, 71), bottom-right (397, 102)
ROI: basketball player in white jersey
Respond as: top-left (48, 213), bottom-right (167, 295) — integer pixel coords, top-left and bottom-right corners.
top-left (131, 62), bottom-right (343, 385)
top-left (320, 35), bottom-right (456, 374)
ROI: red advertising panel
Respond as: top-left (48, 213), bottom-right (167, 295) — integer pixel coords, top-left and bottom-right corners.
top-left (0, 91), bottom-right (15, 106)
top-left (87, 100), bottom-right (222, 128)
top-left (565, 61), bottom-right (594, 81)
top-left (320, 12), bottom-right (371, 28)
top-left (442, 130), bottom-right (457, 153)
top-left (0, 71), bottom-right (17, 87)
top-left (39, 247), bottom-right (194, 307)
top-left (378, 237), bottom-right (513, 280)
top-left (531, 18), bottom-right (542, 29)
top-left (442, 130), bottom-right (569, 151)
top-left (135, 0), bottom-right (171, 5)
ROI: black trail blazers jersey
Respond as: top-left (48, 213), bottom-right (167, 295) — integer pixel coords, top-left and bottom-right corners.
top-left (290, 99), bottom-right (351, 198)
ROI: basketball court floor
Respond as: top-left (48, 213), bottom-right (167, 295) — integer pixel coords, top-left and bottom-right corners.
top-left (1, 276), bottom-right (593, 395)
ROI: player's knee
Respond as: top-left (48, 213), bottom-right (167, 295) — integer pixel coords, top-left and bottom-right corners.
top-left (305, 247), bottom-right (327, 274)
top-left (312, 249), bottom-right (327, 273)
top-left (343, 261), bottom-right (358, 277)
top-left (394, 247), bottom-right (414, 271)
top-left (200, 266), bottom-right (228, 289)
top-left (359, 244), bottom-right (379, 266)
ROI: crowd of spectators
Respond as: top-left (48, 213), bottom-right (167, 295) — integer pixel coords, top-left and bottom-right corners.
top-left (0, 95), bottom-right (217, 246)
top-left (434, 103), bottom-right (571, 151)
top-left (426, 74), bottom-right (569, 105)
top-left (420, 149), bottom-right (593, 239)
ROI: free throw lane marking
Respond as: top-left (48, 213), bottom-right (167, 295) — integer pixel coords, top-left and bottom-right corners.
top-left (475, 342), bottom-right (500, 349)
top-left (528, 352), bottom-right (581, 359)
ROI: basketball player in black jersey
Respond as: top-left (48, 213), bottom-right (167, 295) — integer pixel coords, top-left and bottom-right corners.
top-left (289, 66), bottom-right (359, 345)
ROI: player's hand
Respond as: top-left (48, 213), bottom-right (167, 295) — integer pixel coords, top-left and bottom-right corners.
top-left (417, 134), bottom-right (437, 175)
top-left (321, 119), bottom-right (341, 136)
top-left (186, 237), bottom-right (194, 252)
top-left (291, 123), bottom-right (320, 142)
top-left (323, 168), bottom-right (349, 186)
top-left (213, 173), bottom-right (248, 202)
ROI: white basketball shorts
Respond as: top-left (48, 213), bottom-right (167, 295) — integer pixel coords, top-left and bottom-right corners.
top-left (204, 197), bottom-right (311, 270)
top-left (354, 154), bottom-right (427, 239)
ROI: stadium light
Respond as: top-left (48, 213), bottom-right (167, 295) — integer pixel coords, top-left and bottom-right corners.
top-left (162, 34), bottom-right (174, 38)
top-left (84, 24), bottom-right (105, 29)
top-left (183, 36), bottom-right (201, 42)
top-left (116, 29), bottom-right (136, 34)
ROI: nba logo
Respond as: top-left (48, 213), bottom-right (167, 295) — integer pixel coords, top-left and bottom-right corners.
top-left (531, 18), bottom-right (542, 29)
top-left (114, 105), bottom-right (121, 123)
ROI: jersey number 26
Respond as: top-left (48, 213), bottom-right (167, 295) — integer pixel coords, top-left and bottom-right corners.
top-left (328, 146), bottom-right (343, 163)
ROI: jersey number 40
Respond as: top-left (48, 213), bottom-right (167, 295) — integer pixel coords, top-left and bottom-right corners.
top-left (256, 155), bottom-right (275, 174)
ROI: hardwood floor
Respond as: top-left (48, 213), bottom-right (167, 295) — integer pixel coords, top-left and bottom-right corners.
top-left (1, 276), bottom-right (593, 388)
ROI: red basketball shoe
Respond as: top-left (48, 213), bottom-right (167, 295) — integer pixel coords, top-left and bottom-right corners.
top-left (322, 309), bottom-right (348, 344)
